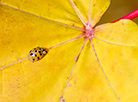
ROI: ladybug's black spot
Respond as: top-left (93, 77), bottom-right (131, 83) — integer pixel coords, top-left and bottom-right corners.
top-left (37, 57), bottom-right (40, 59)
top-left (33, 59), bottom-right (35, 61)
top-left (45, 51), bottom-right (48, 53)
top-left (35, 54), bottom-right (37, 57)
top-left (35, 50), bottom-right (37, 52)
top-left (38, 51), bottom-right (41, 53)
top-left (40, 53), bottom-right (42, 55)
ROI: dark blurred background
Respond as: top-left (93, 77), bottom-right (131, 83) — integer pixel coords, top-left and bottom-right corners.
top-left (98, 0), bottom-right (138, 25)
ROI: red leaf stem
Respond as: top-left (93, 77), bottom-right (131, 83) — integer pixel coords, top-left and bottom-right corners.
top-left (112, 9), bottom-right (138, 23)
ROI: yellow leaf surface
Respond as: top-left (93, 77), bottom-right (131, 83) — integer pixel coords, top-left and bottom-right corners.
top-left (0, 0), bottom-right (138, 102)
top-left (0, 3), bottom-right (83, 102)
top-left (1, 0), bottom-right (84, 27)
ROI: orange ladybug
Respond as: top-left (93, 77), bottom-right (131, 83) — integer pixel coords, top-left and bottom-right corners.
top-left (28, 47), bottom-right (49, 62)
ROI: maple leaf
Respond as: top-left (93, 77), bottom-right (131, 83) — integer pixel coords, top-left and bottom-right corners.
top-left (0, 0), bottom-right (138, 102)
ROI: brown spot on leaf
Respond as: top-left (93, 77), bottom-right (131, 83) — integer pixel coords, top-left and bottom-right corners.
top-left (122, 22), bottom-right (124, 25)
top-left (60, 96), bottom-right (66, 102)
top-left (74, 80), bottom-right (76, 84)
top-left (73, 1), bottom-right (77, 6)
top-left (93, 4), bottom-right (96, 6)
top-left (72, 23), bottom-right (75, 26)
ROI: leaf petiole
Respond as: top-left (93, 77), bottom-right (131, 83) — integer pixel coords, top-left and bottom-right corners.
top-left (112, 9), bottom-right (138, 23)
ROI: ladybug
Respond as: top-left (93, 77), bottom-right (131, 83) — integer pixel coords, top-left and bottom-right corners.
top-left (28, 47), bottom-right (49, 62)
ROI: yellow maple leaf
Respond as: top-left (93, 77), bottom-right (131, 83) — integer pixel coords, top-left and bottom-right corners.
top-left (0, 0), bottom-right (138, 102)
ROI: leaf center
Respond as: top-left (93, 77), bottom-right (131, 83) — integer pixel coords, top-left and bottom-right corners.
top-left (84, 23), bottom-right (95, 39)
